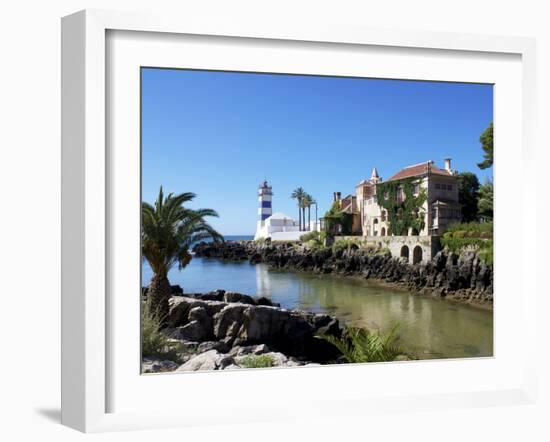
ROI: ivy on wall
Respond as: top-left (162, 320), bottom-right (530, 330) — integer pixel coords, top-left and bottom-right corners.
top-left (376, 178), bottom-right (427, 235)
top-left (324, 201), bottom-right (354, 235)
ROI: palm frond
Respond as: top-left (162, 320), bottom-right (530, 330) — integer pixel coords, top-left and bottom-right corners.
top-left (317, 325), bottom-right (402, 363)
top-left (142, 186), bottom-right (223, 277)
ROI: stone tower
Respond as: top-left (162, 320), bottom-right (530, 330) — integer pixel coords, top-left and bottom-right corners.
top-left (255, 180), bottom-right (273, 239)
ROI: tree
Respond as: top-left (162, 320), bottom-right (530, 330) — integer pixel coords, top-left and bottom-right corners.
top-left (302, 193), bottom-right (313, 231)
top-left (477, 122), bottom-right (493, 169)
top-left (142, 187), bottom-right (223, 321)
top-left (478, 179), bottom-right (494, 220)
top-left (458, 172), bottom-right (480, 222)
top-left (291, 187), bottom-right (307, 231)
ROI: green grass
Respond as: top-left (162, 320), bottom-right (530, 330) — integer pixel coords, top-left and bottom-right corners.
top-left (318, 325), bottom-right (402, 363)
top-left (141, 301), bottom-right (183, 362)
top-left (239, 354), bottom-right (276, 368)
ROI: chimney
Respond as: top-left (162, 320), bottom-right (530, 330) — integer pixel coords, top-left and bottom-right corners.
top-left (444, 158), bottom-right (452, 172)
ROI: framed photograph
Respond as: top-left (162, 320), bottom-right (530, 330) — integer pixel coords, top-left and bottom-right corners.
top-left (61, 9), bottom-right (537, 432)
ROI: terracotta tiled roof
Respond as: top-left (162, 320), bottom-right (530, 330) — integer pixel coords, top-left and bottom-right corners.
top-left (387, 161), bottom-right (452, 181)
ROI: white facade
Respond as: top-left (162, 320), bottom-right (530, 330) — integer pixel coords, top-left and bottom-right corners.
top-left (255, 212), bottom-right (302, 240)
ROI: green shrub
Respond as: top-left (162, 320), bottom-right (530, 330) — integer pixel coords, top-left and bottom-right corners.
top-left (477, 242), bottom-right (494, 266)
top-left (306, 239), bottom-right (323, 249)
top-left (141, 301), bottom-right (181, 362)
top-left (332, 238), bottom-right (360, 253)
top-left (319, 230), bottom-right (333, 243)
top-left (239, 354), bottom-right (275, 369)
top-left (441, 229), bottom-right (493, 267)
top-left (300, 231), bottom-right (320, 242)
top-left (318, 325), bottom-right (402, 363)
top-left (447, 221), bottom-right (493, 234)
top-left (376, 247), bottom-right (391, 256)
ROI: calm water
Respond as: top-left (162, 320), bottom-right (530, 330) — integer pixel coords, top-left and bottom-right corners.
top-left (142, 237), bottom-right (493, 359)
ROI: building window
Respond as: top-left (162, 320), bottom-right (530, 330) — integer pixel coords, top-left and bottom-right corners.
top-left (435, 183), bottom-right (441, 190)
top-left (397, 186), bottom-right (405, 203)
top-left (447, 184), bottom-right (453, 191)
top-left (413, 183), bottom-right (420, 196)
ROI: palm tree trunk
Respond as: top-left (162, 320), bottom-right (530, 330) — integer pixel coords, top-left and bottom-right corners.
top-left (148, 274), bottom-right (172, 325)
top-left (298, 206), bottom-right (302, 231)
top-left (307, 206), bottom-right (311, 231)
top-left (302, 207), bottom-right (306, 231)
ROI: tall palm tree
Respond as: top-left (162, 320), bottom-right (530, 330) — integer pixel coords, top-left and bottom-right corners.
top-left (302, 193), bottom-right (313, 231)
top-left (291, 187), bottom-right (306, 231)
top-left (142, 187), bottom-right (223, 321)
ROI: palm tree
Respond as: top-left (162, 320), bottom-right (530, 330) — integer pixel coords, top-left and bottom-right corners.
top-left (142, 187), bottom-right (223, 321)
top-left (291, 187), bottom-right (307, 231)
top-left (302, 193), bottom-right (313, 231)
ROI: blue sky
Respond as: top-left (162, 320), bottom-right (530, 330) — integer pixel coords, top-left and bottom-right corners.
top-left (142, 68), bottom-right (493, 235)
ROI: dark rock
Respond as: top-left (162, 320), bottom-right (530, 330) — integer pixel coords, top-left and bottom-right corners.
top-left (171, 284), bottom-right (184, 295)
top-left (224, 292), bottom-right (256, 305)
top-left (197, 340), bottom-right (230, 354)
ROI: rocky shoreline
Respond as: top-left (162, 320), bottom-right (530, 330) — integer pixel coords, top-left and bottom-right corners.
top-left (142, 290), bottom-right (344, 373)
top-left (193, 240), bottom-right (493, 306)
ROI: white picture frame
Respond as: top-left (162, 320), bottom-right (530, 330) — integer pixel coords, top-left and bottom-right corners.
top-left (61, 9), bottom-right (537, 433)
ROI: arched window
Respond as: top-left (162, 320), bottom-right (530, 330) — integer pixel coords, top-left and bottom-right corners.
top-left (413, 246), bottom-right (423, 264)
top-left (372, 218), bottom-right (379, 236)
top-left (400, 245), bottom-right (409, 261)
top-left (381, 227), bottom-right (386, 236)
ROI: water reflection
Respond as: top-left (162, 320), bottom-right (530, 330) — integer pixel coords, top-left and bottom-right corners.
top-left (142, 257), bottom-right (493, 359)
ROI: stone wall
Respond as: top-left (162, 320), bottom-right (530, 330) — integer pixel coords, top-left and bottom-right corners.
top-left (334, 235), bottom-right (440, 264)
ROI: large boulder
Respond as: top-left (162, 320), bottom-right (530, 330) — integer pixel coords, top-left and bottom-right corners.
top-left (142, 357), bottom-right (179, 374)
top-left (176, 350), bottom-right (234, 371)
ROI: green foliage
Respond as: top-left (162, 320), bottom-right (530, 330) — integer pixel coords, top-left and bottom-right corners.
top-left (141, 300), bottom-right (182, 362)
top-left (332, 238), bottom-right (361, 253)
top-left (477, 122), bottom-right (494, 170)
top-left (239, 354), bottom-right (275, 369)
top-left (324, 201), bottom-right (354, 235)
top-left (318, 325), bottom-right (402, 363)
top-left (446, 221), bottom-right (493, 234)
top-left (319, 230), bottom-right (331, 242)
top-left (457, 172), bottom-right (480, 222)
top-left (477, 242), bottom-right (494, 266)
top-left (478, 179), bottom-right (494, 220)
top-left (377, 247), bottom-right (391, 255)
top-left (300, 231), bottom-right (320, 242)
top-left (441, 222), bottom-right (493, 266)
top-left (376, 178), bottom-right (427, 235)
top-left (142, 186), bottom-right (223, 278)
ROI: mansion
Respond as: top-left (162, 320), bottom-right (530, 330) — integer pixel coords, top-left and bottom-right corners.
top-left (336, 158), bottom-right (461, 238)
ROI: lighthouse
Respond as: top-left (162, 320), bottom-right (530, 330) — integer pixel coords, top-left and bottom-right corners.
top-left (255, 180), bottom-right (273, 240)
